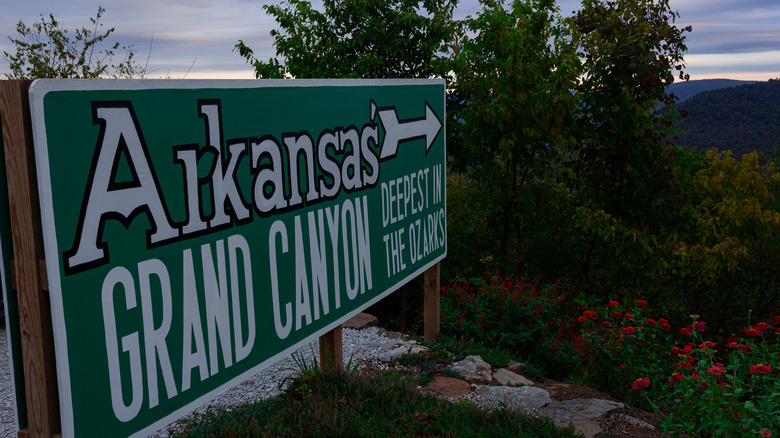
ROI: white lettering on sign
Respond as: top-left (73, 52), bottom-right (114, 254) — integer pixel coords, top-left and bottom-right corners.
top-left (65, 99), bottom-right (396, 274)
top-left (102, 234), bottom-right (256, 422)
top-left (67, 104), bottom-right (178, 273)
top-left (269, 195), bottom-right (373, 340)
top-left (381, 164), bottom-right (444, 277)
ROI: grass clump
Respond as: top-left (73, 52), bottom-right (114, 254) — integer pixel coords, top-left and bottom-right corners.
top-left (176, 368), bottom-right (579, 438)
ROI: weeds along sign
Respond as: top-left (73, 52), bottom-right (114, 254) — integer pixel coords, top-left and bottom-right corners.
top-left (28, 79), bottom-right (446, 437)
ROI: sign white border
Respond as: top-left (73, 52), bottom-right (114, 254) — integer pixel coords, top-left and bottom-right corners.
top-left (29, 79), bottom-right (446, 438)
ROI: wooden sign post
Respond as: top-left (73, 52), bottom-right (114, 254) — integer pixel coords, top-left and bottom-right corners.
top-left (0, 80), bottom-right (61, 438)
top-left (424, 262), bottom-right (441, 341)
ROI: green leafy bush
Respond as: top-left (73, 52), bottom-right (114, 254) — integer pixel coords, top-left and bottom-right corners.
top-left (575, 299), bottom-right (676, 405)
top-left (438, 275), bottom-right (581, 378)
top-left (574, 300), bottom-right (780, 436)
top-left (648, 315), bottom-right (780, 437)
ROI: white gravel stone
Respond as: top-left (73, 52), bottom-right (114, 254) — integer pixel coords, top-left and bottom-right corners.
top-left (1, 318), bottom-right (17, 438)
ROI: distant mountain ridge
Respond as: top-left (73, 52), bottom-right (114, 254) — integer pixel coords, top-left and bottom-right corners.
top-left (667, 79), bottom-right (758, 103)
top-left (674, 79), bottom-right (780, 157)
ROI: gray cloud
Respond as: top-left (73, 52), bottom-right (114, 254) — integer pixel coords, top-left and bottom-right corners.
top-left (1, 0), bottom-right (779, 80)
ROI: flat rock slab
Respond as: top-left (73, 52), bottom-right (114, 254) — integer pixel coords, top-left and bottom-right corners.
top-left (476, 385), bottom-right (552, 413)
top-left (571, 420), bottom-right (602, 438)
top-left (423, 377), bottom-right (471, 398)
top-left (377, 344), bottom-right (429, 362)
top-left (341, 313), bottom-right (378, 329)
top-left (451, 355), bottom-right (492, 382)
top-left (611, 413), bottom-right (655, 429)
top-left (494, 368), bottom-right (534, 386)
top-left (539, 398), bottom-right (624, 425)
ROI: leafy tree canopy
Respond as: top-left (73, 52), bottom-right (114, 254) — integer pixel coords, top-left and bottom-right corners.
top-left (234, 0), bottom-right (458, 79)
top-left (444, 0), bottom-right (579, 273)
top-left (2, 6), bottom-right (145, 79)
top-left (567, 0), bottom-right (691, 225)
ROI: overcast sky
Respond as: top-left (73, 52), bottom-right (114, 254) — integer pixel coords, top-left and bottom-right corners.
top-left (1, 0), bottom-right (778, 81)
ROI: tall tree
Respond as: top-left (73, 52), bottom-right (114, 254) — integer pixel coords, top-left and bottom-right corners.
top-left (2, 7), bottom-right (145, 79)
top-left (446, 0), bottom-right (579, 275)
top-left (235, 0), bottom-right (458, 79)
top-left (561, 0), bottom-right (692, 297)
top-left (568, 0), bottom-right (691, 225)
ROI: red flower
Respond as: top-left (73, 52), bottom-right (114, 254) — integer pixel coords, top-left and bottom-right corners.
top-left (600, 321), bottom-right (612, 329)
top-left (760, 430), bottom-right (771, 437)
top-left (700, 341), bottom-right (717, 349)
top-left (577, 316), bottom-right (587, 323)
top-left (756, 322), bottom-right (769, 330)
top-left (668, 373), bottom-right (683, 385)
top-left (625, 326), bottom-right (635, 334)
top-left (624, 313), bottom-right (634, 320)
top-left (631, 377), bottom-right (651, 390)
top-left (690, 321), bottom-right (707, 332)
top-left (609, 301), bottom-right (619, 307)
top-left (636, 300), bottom-right (648, 307)
top-left (583, 311), bottom-right (597, 319)
top-left (744, 327), bottom-right (763, 337)
top-left (646, 318), bottom-right (656, 327)
top-left (740, 345), bottom-right (753, 354)
top-left (660, 323), bottom-right (671, 332)
top-left (774, 316), bottom-right (780, 326)
top-left (707, 364), bottom-right (726, 375)
top-left (680, 328), bottom-right (691, 335)
top-left (750, 364), bottom-right (772, 374)
top-left (613, 312), bottom-right (623, 320)
top-left (658, 318), bottom-right (669, 325)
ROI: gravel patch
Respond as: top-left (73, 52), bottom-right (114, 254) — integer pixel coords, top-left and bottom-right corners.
top-left (0, 323), bottom-right (403, 437)
top-left (1, 317), bottom-right (18, 438)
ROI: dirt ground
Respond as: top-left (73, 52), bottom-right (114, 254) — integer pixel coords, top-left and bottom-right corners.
top-left (535, 380), bottom-right (667, 438)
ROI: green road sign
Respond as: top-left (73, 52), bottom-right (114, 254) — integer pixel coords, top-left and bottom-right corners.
top-left (29, 79), bottom-right (446, 437)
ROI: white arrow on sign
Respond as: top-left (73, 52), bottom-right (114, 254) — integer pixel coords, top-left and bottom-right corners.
top-left (374, 100), bottom-right (442, 160)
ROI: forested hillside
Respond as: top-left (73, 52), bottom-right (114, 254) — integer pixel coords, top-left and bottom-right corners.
top-left (676, 79), bottom-right (780, 157)
top-left (667, 78), bottom-right (756, 102)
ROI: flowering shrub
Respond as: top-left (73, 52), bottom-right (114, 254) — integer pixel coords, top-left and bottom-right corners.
top-left (576, 300), bottom-right (675, 403)
top-left (644, 314), bottom-right (780, 437)
top-left (578, 302), bottom-right (779, 436)
top-left (436, 276), bottom-right (778, 436)
top-left (438, 274), bottom-right (581, 377)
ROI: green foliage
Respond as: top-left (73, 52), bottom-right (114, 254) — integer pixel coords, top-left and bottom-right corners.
top-left (643, 315), bottom-right (780, 437)
top-left (177, 368), bottom-right (581, 437)
top-left (436, 275), bottom-right (580, 378)
top-left (235, 0), bottom-right (458, 79)
top-left (2, 7), bottom-right (145, 79)
top-left (568, 0), bottom-right (690, 224)
top-left (393, 351), bottom-right (453, 386)
top-left (668, 150), bottom-right (780, 327)
top-left (446, 0), bottom-right (578, 275)
top-left (421, 333), bottom-right (520, 370)
top-left (575, 299), bottom-right (675, 406)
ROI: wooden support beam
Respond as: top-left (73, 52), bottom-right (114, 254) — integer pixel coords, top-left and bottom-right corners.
top-left (318, 326), bottom-right (343, 371)
top-left (0, 80), bottom-right (61, 438)
top-left (424, 262), bottom-right (441, 341)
